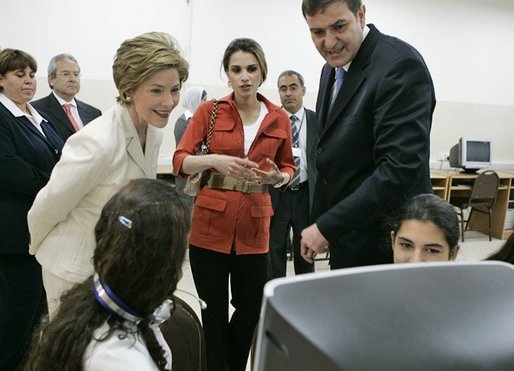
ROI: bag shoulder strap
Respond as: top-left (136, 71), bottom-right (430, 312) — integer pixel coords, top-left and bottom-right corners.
top-left (203, 99), bottom-right (218, 154)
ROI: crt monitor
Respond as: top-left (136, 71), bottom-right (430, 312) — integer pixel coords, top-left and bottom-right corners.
top-left (449, 137), bottom-right (491, 172)
top-left (253, 262), bottom-right (514, 371)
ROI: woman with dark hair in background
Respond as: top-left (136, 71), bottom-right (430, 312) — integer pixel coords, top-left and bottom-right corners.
top-left (28, 32), bottom-right (189, 317)
top-left (389, 193), bottom-right (460, 263)
top-left (173, 38), bottom-right (295, 370)
top-left (0, 48), bottom-right (64, 370)
top-left (26, 178), bottom-right (191, 371)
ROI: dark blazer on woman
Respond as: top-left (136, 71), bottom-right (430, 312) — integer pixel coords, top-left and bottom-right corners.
top-left (313, 24), bottom-right (435, 269)
top-left (0, 102), bottom-right (64, 254)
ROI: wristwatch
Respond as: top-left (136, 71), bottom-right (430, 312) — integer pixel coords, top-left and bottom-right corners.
top-left (273, 172), bottom-right (288, 188)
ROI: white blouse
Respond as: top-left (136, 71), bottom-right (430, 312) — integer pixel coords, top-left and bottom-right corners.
top-left (83, 321), bottom-right (172, 371)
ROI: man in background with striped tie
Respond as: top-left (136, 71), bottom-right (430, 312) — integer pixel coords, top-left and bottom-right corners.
top-left (269, 70), bottom-right (318, 278)
top-left (32, 54), bottom-right (101, 142)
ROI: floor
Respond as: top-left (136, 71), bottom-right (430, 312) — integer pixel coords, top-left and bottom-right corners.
top-left (174, 231), bottom-right (504, 370)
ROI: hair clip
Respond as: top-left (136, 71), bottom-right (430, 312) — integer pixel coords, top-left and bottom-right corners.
top-left (118, 215), bottom-right (133, 229)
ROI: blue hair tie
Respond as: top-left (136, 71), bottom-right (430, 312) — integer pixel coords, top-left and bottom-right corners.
top-left (93, 273), bottom-right (143, 323)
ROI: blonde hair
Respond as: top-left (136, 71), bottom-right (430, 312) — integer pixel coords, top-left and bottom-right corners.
top-left (113, 32), bottom-right (189, 105)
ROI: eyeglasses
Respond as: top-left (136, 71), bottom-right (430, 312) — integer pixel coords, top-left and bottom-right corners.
top-left (56, 71), bottom-right (81, 78)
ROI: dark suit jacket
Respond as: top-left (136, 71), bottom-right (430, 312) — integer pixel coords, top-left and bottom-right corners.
top-left (270, 108), bottom-right (318, 214)
top-left (313, 24), bottom-right (435, 268)
top-left (0, 102), bottom-right (64, 254)
top-left (31, 93), bottom-right (101, 141)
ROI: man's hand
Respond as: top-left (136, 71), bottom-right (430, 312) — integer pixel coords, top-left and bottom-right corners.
top-left (300, 223), bottom-right (329, 263)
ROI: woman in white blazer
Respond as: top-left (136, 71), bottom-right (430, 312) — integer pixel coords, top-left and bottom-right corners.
top-left (28, 32), bottom-right (189, 316)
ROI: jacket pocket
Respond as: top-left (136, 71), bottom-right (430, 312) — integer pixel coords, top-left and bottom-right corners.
top-left (195, 196), bottom-right (227, 212)
top-left (245, 204), bottom-right (274, 244)
top-left (259, 127), bottom-right (288, 157)
top-left (194, 196), bottom-right (228, 239)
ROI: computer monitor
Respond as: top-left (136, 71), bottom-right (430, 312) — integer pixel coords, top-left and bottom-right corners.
top-left (449, 137), bottom-right (491, 173)
top-left (253, 262), bottom-right (514, 371)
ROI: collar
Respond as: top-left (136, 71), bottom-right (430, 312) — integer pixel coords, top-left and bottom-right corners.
top-left (286, 106), bottom-right (305, 122)
top-left (52, 91), bottom-right (77, 107)
top-left (0, 92), bottom-right (46, 124)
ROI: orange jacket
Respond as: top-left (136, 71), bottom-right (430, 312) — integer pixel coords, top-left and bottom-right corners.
top-left (173, 93), bottom-right (295, 254)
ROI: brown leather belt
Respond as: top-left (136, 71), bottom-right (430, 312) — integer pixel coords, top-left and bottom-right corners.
top-left (207, 173), bottom-right (268, 194)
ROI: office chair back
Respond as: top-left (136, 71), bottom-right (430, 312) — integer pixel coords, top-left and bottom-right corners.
top-left (160, 296), bottom-right (206, 371)
top-left (468, 170), bottom-right (499, 209)
top-left (454, 170), bottom-right (499, 241)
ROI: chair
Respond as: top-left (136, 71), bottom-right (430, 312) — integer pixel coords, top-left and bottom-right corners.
top-left (452, 170), bottom-right (500, 242)
top-left (160, 296), bottom-right (207, 371)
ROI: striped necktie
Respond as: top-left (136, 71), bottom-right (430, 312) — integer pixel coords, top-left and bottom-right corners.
top-left (290, 115), bottom-right (301, 189)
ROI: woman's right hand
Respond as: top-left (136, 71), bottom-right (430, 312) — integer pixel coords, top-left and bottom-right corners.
top-left (210, 154), bottom-right (258, 179)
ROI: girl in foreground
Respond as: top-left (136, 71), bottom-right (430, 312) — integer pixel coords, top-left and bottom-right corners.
top-left (26, 179), bottom-right (190, 371)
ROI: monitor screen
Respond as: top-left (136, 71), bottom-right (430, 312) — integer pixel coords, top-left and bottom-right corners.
top-left (254, 262), bottom-right (514, 371)
top-left (466, 140), bottom-right (491, 162)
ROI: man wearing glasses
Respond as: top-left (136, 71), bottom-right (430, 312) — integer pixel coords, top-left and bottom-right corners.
top-left (32, 54), bottom-right (101, 141)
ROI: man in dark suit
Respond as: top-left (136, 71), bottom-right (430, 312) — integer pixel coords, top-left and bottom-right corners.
top-left (32, 54), bottom-right (101, 141)
top-left (300, 0), bottom-right (435, 269)
top-left (269, 70), bottom-right (318, 278)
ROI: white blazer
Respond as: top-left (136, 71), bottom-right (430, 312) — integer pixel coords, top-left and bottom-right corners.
top-left (28, 104), bottom-right (163, 282)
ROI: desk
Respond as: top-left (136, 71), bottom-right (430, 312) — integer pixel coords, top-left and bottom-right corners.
top-left (430, 170), bottom-right (514, 240)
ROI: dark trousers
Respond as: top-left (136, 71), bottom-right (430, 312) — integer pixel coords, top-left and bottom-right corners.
top-left (0, 254), bottom-right (47, 371)
top-left (189, 246), bottom-right (268, 371)
top-left (269, 184), bottom-right (314, 278)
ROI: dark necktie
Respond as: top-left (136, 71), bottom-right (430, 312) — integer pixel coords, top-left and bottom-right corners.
top-left (290, 115), bottom-right (301, 188)
top-left (329, 67), bottom-right (345, 111)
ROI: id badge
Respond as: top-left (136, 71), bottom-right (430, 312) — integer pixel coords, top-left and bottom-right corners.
top-left (292, 147), bottom-right (302, 158)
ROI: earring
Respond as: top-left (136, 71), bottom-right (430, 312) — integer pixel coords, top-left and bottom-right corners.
top-left (126, 95), bottom-right (131, 102)
top-left (227, 81), bottom-right (231, 88)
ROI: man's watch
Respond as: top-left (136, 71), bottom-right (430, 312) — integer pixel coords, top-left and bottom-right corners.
top-left (273, 172), bottom-right (288, 188)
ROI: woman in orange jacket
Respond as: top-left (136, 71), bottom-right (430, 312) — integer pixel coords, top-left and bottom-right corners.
top-left (173, 38), bottom-right (295, 371)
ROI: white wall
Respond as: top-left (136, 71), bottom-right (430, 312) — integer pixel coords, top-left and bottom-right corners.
top-left (2, 0), bottom-right (513, 167)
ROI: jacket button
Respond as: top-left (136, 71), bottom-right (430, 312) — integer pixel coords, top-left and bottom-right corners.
top-left (317, 148), bottom-right (322, 154)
